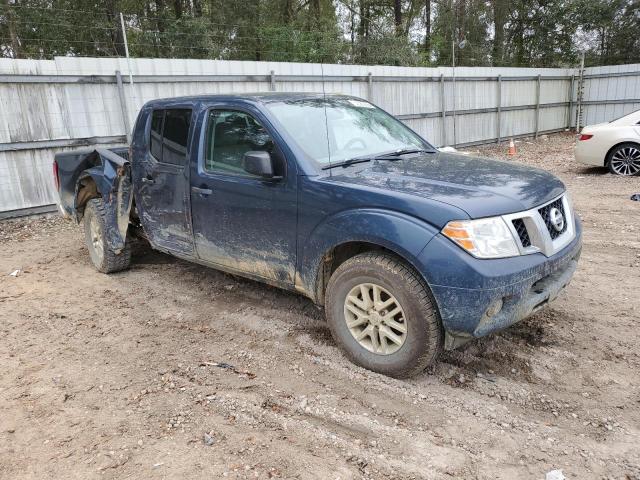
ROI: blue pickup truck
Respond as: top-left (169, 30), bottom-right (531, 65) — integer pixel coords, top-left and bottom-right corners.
top-left (54, 93), bottom-right (582, 378)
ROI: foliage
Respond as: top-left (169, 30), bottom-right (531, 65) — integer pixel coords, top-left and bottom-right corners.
top-left (1, 0), bottom-right (638, 67)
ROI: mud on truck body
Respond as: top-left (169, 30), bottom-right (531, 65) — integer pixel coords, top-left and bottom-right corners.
top-left (54, 93), bottom-right (582, 378)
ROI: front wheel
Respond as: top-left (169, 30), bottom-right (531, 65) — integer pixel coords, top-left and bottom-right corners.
top-left (83, 198), bottom-right (131, 273)
top-left (607, 142), bottom-right (640, 176)
top-left (325, 252), bottom-right (443, 378)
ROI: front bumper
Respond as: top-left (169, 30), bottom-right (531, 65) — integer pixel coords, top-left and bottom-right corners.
top-left (417, 217), bottom-right (582, 348)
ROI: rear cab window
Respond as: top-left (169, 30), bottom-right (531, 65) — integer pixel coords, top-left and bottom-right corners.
top-left (149, 108), bottom-right (192, 165)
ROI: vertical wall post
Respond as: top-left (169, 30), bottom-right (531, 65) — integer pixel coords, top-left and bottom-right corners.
top-left (534, 74), bottom-right (541, 138)
top-left (568, 74), bottom-right (575, 130)
top-left (440, 73), bottom-right (446, 146)
top-left (119, 13), bottom-right (135, 115)
top-left (451, 70), bottom-right (457, 146)
top-left (367, 72), bottom-right (373, 101)
top-left (269, 70), bottom-right (276, 91)
top-left (576, 52), bottom-right (585, 132)
top-left (115, 70), bottom-right (131, 143)
top-left (496, 74), bottom-right (502, 144)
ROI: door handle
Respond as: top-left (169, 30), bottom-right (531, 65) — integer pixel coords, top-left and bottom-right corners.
top-left (192, 186), bottom-right (213, 196)
top-left (141, 176), bottom-right (155, 185)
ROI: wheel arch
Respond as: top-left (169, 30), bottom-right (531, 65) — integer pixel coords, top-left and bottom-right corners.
top-left (297, 208), bottom-right (440, 305)
top-left (312, 239), bottom-right (432, 307)
top-left (74, 171), bottom-right (101, 220)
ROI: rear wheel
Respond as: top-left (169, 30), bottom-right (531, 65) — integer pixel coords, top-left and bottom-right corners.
top-left (325, 252), bottom-right (443, 378)
top-left (83, 198), bottom-right (131, 273)
top-left (607, 142), bottom-right (640, 176)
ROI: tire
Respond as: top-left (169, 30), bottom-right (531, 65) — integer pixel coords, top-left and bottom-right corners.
top-left (325, 252), bottom-right (443, 378)
top-left (607, 142), bottom-right (640, 176)
top-left (83, 198), bottom-right (131, 273)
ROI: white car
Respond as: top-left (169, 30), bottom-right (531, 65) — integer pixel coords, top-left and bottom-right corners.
top-left (575, 109), bottom-right (640, 176)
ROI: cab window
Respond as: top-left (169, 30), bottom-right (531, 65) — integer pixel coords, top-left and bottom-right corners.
top-left (204, 110), bottom-right (282, 177)
top-left (149, 108), bottom-right (192, 165)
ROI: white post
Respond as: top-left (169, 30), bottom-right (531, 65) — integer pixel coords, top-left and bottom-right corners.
top-left (497, 74), bottom-right (502, 144)
top-left (115, 71), bottom-right (132, 143)
top-left (120, 12), bottom-right (136, 125)
top-left (451, 40), bottom-right (457, 146)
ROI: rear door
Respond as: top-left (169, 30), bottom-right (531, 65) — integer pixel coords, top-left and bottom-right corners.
top-left (189, 105), bottom-right (298, 285)
top-left (133, 107), bottom-right (195, 255)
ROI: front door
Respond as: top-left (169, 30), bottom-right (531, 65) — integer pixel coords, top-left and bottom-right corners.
top-left (133, 107), bottom-right (194, 255)
top-left (190, 107), bottom-right (298, 285)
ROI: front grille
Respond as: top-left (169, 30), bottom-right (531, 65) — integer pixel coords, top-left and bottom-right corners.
top-left (512, 218), bottom-right (531, 247)
top-left (538, 198), bottom-right (567, 239)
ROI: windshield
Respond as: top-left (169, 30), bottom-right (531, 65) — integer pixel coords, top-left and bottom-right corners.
top-left (265, 97), bottom-right (431, 166)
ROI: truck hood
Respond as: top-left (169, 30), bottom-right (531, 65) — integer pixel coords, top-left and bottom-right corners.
top-left (325, 152), bottom-right (565, 218)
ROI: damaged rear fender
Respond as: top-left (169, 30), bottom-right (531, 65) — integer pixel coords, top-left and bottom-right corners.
top-left (74, 148), bottom-right (133, 253)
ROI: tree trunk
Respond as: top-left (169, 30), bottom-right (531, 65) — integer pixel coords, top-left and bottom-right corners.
top-left (282, 0), bottom-right (294, 23)
top-left (104, 0), bottom-right (126, 57)
top-left (491, 0), bottom-right (505, 66)
top-left (358, 0), bottom-right (369, 39)
top-left (394, 0), bottom-right (402, 36)
top-left (193, 0), bottom-right (203, 17)
top-left (173, 0), bottom-right (183, 19)
top-left (357, 0), bottom-right (370, 62)
top-left (5, 0), bottom-right (21, 58)
top-left (156, 0), bottom-right (166, 57)
top-left (254, 0), bottom-right (261, 61)
top-left (424, 0), bottom-right (431, 56)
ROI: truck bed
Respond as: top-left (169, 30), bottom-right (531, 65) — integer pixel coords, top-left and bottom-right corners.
top-left (53, 146), bottom-right (133, 254)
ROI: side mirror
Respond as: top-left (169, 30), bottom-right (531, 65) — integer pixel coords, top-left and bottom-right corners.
top-left (243, 151), bottom-right (275, 178)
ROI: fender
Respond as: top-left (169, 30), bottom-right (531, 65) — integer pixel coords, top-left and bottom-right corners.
top-left (297, 208), bottom-right (441, 301)
top-left (74, 149), bottom-right (133, 253)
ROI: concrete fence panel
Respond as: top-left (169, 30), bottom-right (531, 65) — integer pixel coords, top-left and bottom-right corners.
top-left (0, 57), bottom-right (638, 216)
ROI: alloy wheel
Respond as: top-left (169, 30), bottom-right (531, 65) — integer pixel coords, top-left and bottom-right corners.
top-left (610, 146), bottom-right (640, 176)
top-left (343, 282), bottom-right (407, 355)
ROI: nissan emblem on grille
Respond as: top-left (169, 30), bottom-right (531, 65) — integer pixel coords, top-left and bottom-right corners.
top-left (549, 207), bottom-right (565, 232)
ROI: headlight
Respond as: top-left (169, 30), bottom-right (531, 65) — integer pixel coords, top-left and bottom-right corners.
top-left (442, 217), bottom-right (520, 259)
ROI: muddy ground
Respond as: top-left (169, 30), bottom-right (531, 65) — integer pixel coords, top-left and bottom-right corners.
top-left (1, 132), bottom-right (639, 479)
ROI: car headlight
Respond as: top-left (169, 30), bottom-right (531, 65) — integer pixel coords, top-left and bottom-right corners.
top-left (442, 217), bottom-right (520, 259)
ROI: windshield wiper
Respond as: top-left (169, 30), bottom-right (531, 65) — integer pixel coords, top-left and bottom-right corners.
top-left (321, 148), bottom-right (434, 170)
top-left (374, 148), bottom-right (433, 160)
top-left (321, 157), bottom-right (372, 170)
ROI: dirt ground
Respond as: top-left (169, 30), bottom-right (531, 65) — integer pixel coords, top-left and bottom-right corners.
top-left (1, 132), bottom-right (639, 480)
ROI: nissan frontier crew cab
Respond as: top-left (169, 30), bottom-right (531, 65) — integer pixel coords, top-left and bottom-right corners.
top-left (54, 93), bottom-right (582, 378)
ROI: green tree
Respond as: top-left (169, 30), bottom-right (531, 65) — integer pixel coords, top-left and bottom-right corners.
top-left (431, 0), bottom-right (491, 66)
top-left (574, 0), bottom-right (640, 66)
top-left (1, 0), bottom-right (639, 67)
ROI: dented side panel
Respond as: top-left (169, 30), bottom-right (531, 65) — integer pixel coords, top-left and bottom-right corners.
top-left (129, 104), bottom-right (196, 256)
